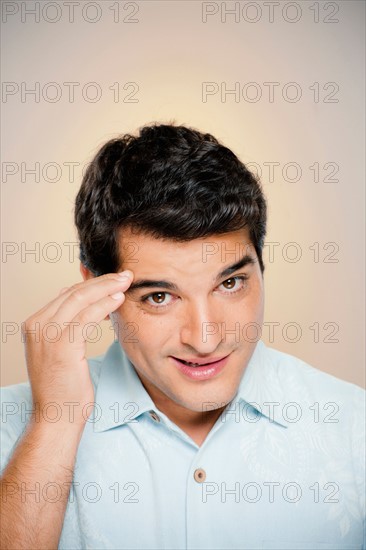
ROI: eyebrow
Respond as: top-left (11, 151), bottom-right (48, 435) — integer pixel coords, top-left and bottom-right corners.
top-left (125, 254), bottom-right (256, 294)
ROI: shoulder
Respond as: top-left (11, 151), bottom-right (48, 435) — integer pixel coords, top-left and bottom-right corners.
top-left (260, 342), bottom-right (365, 458)
top-left (261, 341), bottom-right (365, 406)
top-left (260, 344), bottom-right (366, 515)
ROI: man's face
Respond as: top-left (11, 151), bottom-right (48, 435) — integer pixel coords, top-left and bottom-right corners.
top-left (110, 227), bottom-right (264, 413)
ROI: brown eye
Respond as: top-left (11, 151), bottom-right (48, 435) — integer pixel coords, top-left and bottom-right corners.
top-left (222, 278), bottom-right (236, 289)
top-left (152, 293), bottom-right (166, 303)
top-left (142, 291), bottom-right (174, 309)
top-left (218, 275), bottom-right (248, 294)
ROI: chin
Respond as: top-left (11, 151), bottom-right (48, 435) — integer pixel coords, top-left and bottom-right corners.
top-left (179, 394), bottom-right (232, 413)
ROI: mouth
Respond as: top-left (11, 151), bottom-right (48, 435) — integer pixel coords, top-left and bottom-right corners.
top-left (172, 356), bottom-right (228, 367)
top-left (170, 354), bottom-right (231, 380)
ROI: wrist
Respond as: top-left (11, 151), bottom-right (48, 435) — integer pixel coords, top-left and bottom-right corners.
top-left (27, 415), bottom-right (87, 443)
top-left (28, 398), bottom-right (93, 428)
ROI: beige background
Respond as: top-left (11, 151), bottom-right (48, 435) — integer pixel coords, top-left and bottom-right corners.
top-left (1, 1), bottom-right (365, 388)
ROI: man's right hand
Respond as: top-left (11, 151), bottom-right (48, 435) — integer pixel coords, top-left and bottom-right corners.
top-left (21, 270), bottom-right (133, 431)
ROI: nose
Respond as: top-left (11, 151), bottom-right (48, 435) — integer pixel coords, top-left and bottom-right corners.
top-left (179, 299), bottom-right (223, 354)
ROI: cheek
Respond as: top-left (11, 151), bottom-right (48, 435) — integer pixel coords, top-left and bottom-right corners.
top-left (224, 294), bottom-right (264, 337)
top-left (117, 303), bottom-right (174, 346)
top-left (226, 303), bottom-right (262, 329)
top-left (110, 302), bottom-right (141, 341)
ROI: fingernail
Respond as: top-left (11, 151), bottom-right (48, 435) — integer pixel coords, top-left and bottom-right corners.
top-left (111, 291), bottom-right (124, 300)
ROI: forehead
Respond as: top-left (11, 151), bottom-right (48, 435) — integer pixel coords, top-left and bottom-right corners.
top-left (116, 226), bottom-right (256, 273)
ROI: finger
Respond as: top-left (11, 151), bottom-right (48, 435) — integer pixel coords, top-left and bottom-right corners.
top-left (51, 273), bottom-right (133, 328)
top-left (59, 287), bottom-right (69, 296)
top-left (66, 292), bottom-right (130, 341)
top-left (33, 271), bottom-right (133, 322)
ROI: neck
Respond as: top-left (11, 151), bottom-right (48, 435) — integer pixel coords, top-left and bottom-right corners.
top-left (136, 371), bottom-right (227, 445)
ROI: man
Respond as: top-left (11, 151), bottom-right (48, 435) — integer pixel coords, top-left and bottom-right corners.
top-left (1, 123), bottom-right (364, 549)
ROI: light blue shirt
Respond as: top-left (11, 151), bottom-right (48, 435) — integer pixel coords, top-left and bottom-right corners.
top-left (1, 340), bottom-right (365, 549)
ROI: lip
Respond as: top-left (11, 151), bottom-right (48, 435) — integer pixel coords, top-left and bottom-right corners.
top-left (170, 354), bottom-right (231, 381)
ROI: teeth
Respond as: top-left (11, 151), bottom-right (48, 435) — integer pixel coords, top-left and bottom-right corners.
top-left (183, 360), bottom-right (205, 367)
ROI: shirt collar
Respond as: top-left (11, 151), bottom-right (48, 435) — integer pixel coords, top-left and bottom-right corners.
top-left (233, 340), bottom-right (289, 428)
top-left (93, 339), bottom-right (289, 433)
top-left (93, 340), bottom-right (157, 433)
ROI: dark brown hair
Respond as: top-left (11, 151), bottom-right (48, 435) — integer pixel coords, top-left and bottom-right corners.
top-left (74, 123), bottom-right (267, 275)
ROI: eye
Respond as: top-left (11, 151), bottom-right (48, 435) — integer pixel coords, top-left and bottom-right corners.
top-left (217, 275), bottom-right (248, 294)
top-left (141, 292), bottom-right (174, 309)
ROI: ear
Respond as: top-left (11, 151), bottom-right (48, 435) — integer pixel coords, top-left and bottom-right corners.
top-left (79, 262), bottom-right (110, 321)
top-left (80, 262), bottom-right (94, 281)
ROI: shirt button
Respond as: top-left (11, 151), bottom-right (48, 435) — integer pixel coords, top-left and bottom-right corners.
top-left (194, 468), bottom-right (206, 483)
top-left (149, 411), bottom-right (160, 422)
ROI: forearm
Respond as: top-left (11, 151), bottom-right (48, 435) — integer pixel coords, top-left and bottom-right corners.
top-left (0, 419), bottom-right (84, 550)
